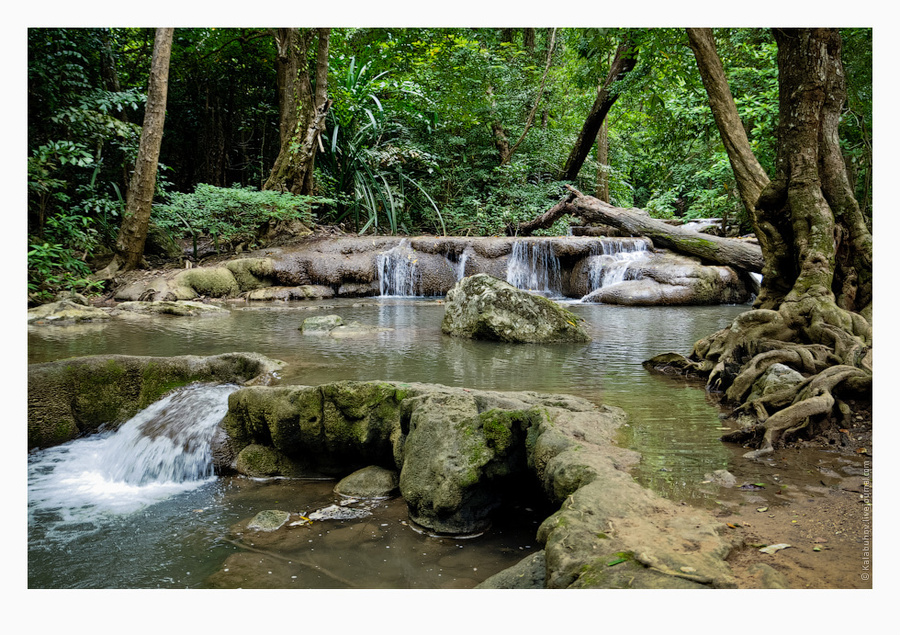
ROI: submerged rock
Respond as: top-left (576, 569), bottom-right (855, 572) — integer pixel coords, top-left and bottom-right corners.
top-left (440, 274), bottom-right (591, 343)
top-left (247, 509), bottom-right (291, 531)
top-left (300, 314), bottom-right (345, 333)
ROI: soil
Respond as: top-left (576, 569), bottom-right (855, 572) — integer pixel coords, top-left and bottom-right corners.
top-left (706, 425), bottom-right (872, 589)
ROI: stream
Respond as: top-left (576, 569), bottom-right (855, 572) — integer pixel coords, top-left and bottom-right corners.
top-left (28, 297), bottom-right (794, 588)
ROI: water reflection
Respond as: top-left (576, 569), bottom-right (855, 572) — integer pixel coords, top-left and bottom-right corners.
top-left (29, 298), bottom-right (749, 503)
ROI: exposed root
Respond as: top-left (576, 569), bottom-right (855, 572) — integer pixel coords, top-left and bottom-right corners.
top-left (645, 300), bottom-right (871, 454)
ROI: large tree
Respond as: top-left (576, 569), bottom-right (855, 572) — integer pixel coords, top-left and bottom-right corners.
top-left (96, 27), bottom-right (174, 277)
top-left (263, 27), bottom-right (331, 195)
top-left (650, 28), bottom-right (873, 455)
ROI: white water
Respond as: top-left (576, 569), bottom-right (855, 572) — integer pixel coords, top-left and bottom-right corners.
top-left (28, 384), bottom-right (237, 537)
top-left (584, 238), bottom-right (650, 294)
top-left (506, 240), bottom-right (563, 297)
top-left (377, 238), bottom-right (420, 297)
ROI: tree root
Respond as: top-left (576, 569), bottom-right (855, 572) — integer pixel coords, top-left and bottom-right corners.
top-left (645, 300), bottom-right (872, 454)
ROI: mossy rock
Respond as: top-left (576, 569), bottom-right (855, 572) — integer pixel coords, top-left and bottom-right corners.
top-left (27, 353), bottom-right (284, 449)
top-left (174, 267), bottom-right (240, 297)
top-left (441, 274), bottom-right (591, 343)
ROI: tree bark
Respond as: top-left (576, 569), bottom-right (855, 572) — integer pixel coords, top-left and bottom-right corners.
top-left (263, 28), bottom-right (331, 195)
top-left (561, 39), bottom-right (638, 181)
top-left (105, 27), bottom-right (174, 275)
top-left (595, 119), bottom-right (609, 201)
top-left (647, 28), bottom-right (873, 454)
top-left (686, 28), bottom-right (788, 306)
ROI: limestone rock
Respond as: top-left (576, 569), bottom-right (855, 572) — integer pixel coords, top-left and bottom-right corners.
top-left (300, 314), bottom-right (345, 334)
top-left (27, 352), bottom-right (285, 449)
top-left (476, 551), bottom-right (546, 589)
top-left (28, 300), bottom-right (110, 324)
top-left (440, 274), bottom-right (591, 343)
top-left (748, 363), bottom-right (805, 402)
top-left (247, 509), bottom-right (291, 532)
top-left (334, 466), bottom-right (399, 498)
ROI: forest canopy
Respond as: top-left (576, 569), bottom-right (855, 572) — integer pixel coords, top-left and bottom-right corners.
top-left (26, 27), bottom-right (872, 302)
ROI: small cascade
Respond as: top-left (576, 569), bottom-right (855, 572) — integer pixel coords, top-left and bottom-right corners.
top-left (584, 238), bottom-right (650, 295)
top-left (506, 240), bottom-right (563, 297)
top-left (28, 384), bottom-right (237, 526)
top-left (450, 246), bottom-right (473, 282)
top-left (377, 238), bottom-right (420, 297)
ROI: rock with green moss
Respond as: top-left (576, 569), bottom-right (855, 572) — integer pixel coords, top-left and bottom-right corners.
top-left (27, 352), bottom-right (284, 449)
top-left (334, 465), bottom-right (399, 498)
top-left (247, 509), bottom-right (291, 531)
top-left (28, 300), bottom-right (111, 324)
top-left (441, 274), bottom-right (591, 343)
top-left (300, 315), bottom-right (345, 333)
top-left (174, 266), bottom-right (241, 298)
top-left (215, 379), bottom-right (742, 587)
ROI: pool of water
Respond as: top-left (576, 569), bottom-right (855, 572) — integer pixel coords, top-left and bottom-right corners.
top-left (28, 297), bottom-right (751, 588)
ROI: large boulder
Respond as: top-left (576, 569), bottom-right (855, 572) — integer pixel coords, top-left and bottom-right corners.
top-left (27, 352), bottom-right (284, 449)
top-left (440, 274), bottom-right (591, 343)
top-left (217, 379), bottom-right (740, 587)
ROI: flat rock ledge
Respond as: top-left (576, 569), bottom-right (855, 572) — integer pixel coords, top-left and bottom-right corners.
top-left (220, 380), bottom-right (740, 588)
top-left (27, 352), bottom-right (284, 449)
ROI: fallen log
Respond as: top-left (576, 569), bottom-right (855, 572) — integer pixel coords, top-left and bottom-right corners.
top-left (510, 187), bottom-right (764, 274)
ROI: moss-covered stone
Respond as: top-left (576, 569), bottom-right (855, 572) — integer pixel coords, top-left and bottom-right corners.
top-left (27, 353), bottom-right (284, 449)
top-left (235, 444), bottom-right (293, 478)
top-left (441, 274), bottom-right (591, 343)
top-left (174, 267), bottom-right (240, 297)
top-left (225, 258), bottom-right (275, 291)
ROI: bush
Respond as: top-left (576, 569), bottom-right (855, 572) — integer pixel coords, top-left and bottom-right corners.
top-left (153, 184), bottom-right (332, 250)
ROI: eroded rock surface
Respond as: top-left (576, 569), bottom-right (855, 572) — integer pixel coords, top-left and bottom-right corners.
top-left (219, 379), bottom-right (740, 587)
top-left (440, 274), bottom-right (591, 343)
top-left (27, 352), bottom-right (284, 449)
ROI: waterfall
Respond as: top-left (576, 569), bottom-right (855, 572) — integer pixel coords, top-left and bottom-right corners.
top-left (28, 384), bottom-right (237, 527)
top-left (506, 240), bottom-right (563, 297)
top-left (377, 238), bottom-right (420, 297)
top-left (585, 238), bottom-right (650, 293)
top-left (451, 246), bottom-right (473, 282)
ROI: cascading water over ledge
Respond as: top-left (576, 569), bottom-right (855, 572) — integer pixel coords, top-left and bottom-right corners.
top-left (376, 238), bottom-right (420, 297)
top-left (584, 237), bottom-right (650, 296)
top-left (506, 240), bottom-right (563, 297)
top-left (28, 383), bottom-right (238, 530)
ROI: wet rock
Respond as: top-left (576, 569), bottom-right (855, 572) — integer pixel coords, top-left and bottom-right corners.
top-left (247, 509), bottom-right (291, 531)
top-left (441, 274), bottom-right (591, 343)
top-left (111, 300), bottom-right (228, 317)
top-left (28, 300), bottom-right (111, 324)
top-left (300, 314), bottom-right (345, 334)
top-left (307, 503), bottom-right (372, 521)
top-left (246, 285), bottom-right (334, 301)
top-left (218, 380), bottom-right (741, 588)
top-left (476, 551), bottom-right (546, 589)
top-left (747, 363), bottom-right (805, 401)
top-left (27, 352), bottom-right (284, 449)
top-left (705, 469), bottom-right (738, 488)
top-left (328, 320), bottom-right (394, 339)
top-left (334, 466), bottom-right (399, 498)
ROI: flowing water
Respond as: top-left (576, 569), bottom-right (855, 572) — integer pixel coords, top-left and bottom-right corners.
top-left (28, 294), bottom-right (755, 588)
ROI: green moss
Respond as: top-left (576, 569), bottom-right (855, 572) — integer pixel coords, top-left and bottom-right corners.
top-left (139, 362), bottom-right (193, 407)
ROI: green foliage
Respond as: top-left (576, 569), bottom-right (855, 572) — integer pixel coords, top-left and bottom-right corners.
top-left (153, 184), bottom-right (330, 250)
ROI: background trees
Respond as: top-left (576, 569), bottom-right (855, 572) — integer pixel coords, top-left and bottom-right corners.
top-left (27, 27), bottom-right (872, 304)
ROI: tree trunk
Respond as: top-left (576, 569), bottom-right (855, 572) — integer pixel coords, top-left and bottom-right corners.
top-left (648, 28), bottom-right (872, 456)
top-left (686, 28), bottom-right (789, 307)
top-left (561, 39), bottom-right (638, 181)
top-left (263, 28), bottom-right (331, 195)
top-left (102, 27), bottom-right (173, 276)
top-left (595, 119), bottom-right (609, 201)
